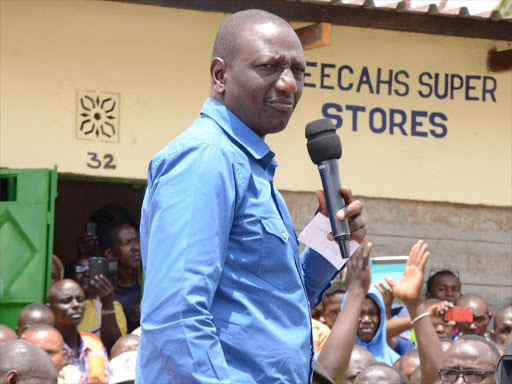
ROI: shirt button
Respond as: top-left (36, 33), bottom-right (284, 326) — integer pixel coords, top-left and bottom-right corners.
top-left (310, 345), bottom-right (313, 350)
top-left (282, 232), bottom-right (287, 239)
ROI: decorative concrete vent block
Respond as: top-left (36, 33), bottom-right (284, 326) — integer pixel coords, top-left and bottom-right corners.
top-left (76, 91), bottom-right (120, 142)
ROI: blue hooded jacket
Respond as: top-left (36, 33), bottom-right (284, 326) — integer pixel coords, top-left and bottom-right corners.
top-left (341, 285), bottom-right (400, 365)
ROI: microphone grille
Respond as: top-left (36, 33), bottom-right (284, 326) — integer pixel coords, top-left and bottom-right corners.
top-left (305, 118), bottom-right (342, 164)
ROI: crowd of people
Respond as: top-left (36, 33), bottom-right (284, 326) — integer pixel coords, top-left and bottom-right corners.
top-left (0, 210), bottom-right (510, 383)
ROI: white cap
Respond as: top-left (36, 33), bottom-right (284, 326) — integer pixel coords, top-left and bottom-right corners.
top-left (108, 350), bottom-right (137, 384)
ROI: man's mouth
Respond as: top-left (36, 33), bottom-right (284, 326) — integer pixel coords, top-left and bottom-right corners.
top-left (267, 98), bottom-right (294, 113)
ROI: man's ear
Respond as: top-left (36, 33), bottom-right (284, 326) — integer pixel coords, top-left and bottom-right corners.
top-left (490, 329), bottom-right (496, 342)
top-left (6, 370), bottom-right (19, 384)
top-left (210, 57), bottom-right (227, 95)
top-left (425, 292), bottom-right (432, 299)
top-left (104, 248), bottom-right (114, 258)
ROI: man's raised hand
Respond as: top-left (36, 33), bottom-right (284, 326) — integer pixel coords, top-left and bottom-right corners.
top-left (385, 240), bottom-right (430, 302)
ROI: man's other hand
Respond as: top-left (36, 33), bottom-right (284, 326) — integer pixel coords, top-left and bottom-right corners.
top-left (315, 186), bottom-right (366, 243)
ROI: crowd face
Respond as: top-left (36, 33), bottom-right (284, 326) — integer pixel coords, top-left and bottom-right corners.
top-left (218, 22), bottom-right (305, 138)
top-left (440, 340), bottom-right (496, 384)
top-left (357, 298), bottom-right (380, 343)
top-left (110, 225), bottom-right (141, 270)
top-left (111, 335), bottom-right (140, 359)
top-left (71, 257), bottom-right (95, 298)
top-left (431, 315), bottom-right (456, 339)
top-left (457, 298), bottom-right (491, 337)
top-left (49, 280), bottom-right (85, 327)
top-left (22, 328), bottom-right (66, 372)
top-left (491, 306), bottom-right (512, 345)
top-left (428, 274), bottom-right (462, 304)
top-left (322, 293), bottom-right (345, 329)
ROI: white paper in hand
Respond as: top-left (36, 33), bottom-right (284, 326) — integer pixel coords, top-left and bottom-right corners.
top-left (298, 213), bottom-right (359, 270)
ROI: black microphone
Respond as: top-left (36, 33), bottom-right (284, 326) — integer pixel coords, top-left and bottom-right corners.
top-left (305, 118), bottom-right (351, 259)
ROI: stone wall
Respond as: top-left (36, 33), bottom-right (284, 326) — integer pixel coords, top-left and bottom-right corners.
top-left (282, 191), bottom-right (512, 315)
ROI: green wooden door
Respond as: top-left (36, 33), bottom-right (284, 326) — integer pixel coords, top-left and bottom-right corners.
top-left (0, 168), bottom-right (57, 329)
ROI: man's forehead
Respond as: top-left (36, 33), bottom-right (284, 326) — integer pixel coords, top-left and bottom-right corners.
top-left (56, 281), bottom-right (83, 297)
top-left (25, 329), bottom-right (62, 344)
top-left (435, 274), bottom-right (460, 285)
top-left (445, 341), bottom-right (494, 368)
top-left (240, 22), bottom-right (304, 57)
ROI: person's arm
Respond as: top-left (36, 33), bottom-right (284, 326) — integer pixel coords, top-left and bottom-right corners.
top-left (385, 240), bottom-right (443, 384)
top-left (302, 186), bottom-right (366, 305)
top-left (92, 274), bottom-right (124, 352)
top-left (140, 145), bottom-right (235, 382)
top-left (317, 240), bottom-right (372, 382)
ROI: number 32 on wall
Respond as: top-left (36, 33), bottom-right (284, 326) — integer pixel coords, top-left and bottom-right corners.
top-left (86, 152), bottom-right (117, 170)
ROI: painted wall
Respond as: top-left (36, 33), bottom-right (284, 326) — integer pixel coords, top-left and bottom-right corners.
top-left (1, 0), bottom-right (511, 206)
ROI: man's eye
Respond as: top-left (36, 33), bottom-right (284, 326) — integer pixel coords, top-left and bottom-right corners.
top-left (292, 67), bottom-right (305, 74)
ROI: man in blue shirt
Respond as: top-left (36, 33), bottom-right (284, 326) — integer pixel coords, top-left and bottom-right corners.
top-left (137, 9), bottom-right (366, 383)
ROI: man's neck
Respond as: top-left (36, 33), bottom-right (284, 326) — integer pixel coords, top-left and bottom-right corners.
top-left (57, 324), bottom-right (80, 353)
top-left (117, 265), bottom-right (138, 287)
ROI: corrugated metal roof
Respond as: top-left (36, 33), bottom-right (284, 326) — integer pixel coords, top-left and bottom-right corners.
top-left (297, 0), bottom-right (512, 20)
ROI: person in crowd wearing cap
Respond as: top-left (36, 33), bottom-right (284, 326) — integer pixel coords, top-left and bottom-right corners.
top-left (71, 256), bottom-right (127, 352)
top-left (21, 324), bottom-right (83, 384)
top-left (0, 324), bottom-right (17, 347)
top-left (136, 8), bottom-right (366, 384)
top-left (0, 339), bottom-right (58, 384)
top-left (109, 350), bottom-right (137, 384)
top-left (47, 279), bottom-right (109, 383)
top-left (438, 334), bottom-right (500, 384)
top-left (16, 302), bottom-right (55, 336)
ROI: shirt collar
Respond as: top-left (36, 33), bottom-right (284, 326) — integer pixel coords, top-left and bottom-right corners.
top-left (200, 98), bottom-right (276, 169)
top-left (63, 332), bottom-right (91, 356)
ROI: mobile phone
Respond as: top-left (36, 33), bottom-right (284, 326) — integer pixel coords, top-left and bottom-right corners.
top-left (88, 257), bottom-right (108, 287)
top-left (86, 222), bottom-right (97, 236)
top-left (107, 257), bottom-right (118, 287)
top-left (444, 307), bottom-right (474, 323)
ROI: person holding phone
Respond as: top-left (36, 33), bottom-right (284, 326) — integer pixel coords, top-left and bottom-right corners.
top-left (71, 256), bottom-right (127, 352)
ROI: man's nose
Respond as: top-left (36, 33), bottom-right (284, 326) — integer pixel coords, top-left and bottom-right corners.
top-left (469, 322), bottom-right (478, 330)
top-left (134, 241), bottom-right (141, 251)
top-left (276, 68), bottom-right (297, 94)
top-left (71, 298), bottom-right (80, 308)
top-left (360, 315), bottom-right (371, 323)
top-left (454, 374), bottom-right (465, 384)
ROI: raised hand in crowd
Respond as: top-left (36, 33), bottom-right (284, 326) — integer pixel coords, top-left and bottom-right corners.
top-left (318, 239), bottom-right (372, 382)
top-left (91, 274), bottom-right (123, 352)
top-left (77, 232), bottom-right (99, 256)
top-left (375, 282), bottom-right (393, 320)
top-left (385, 240), bottom-right (443, 384)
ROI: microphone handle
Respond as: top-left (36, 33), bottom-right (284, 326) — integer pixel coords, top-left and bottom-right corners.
top-left (318, 159), bottom-right (351, 259)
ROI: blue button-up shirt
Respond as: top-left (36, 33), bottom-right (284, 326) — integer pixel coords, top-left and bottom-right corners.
top-left (136, 98), bottom-right (338, 383)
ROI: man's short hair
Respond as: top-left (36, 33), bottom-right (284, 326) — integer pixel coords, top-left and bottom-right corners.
top-left (457, 334), bottom-right (501, 364)
top-left (21, 324), bottom-right (61, 338)
top-left (211, 9), bottom-right (292, 65)
top-left (323, 279), bottom-right (346, 298)
top-left (426, 270), bottom-right (459, 293)
top-left (399, 348), bottom-right (419, 370)
top-left (493, 304), bottom-right (512, 330)
top-left (97, 220), bottom-right (134, 252)
top-left (367, 362), bottom-right (409, 384)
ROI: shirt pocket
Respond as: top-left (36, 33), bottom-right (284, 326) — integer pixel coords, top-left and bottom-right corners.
top-left (257, 214), bottom-right (298, 291)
